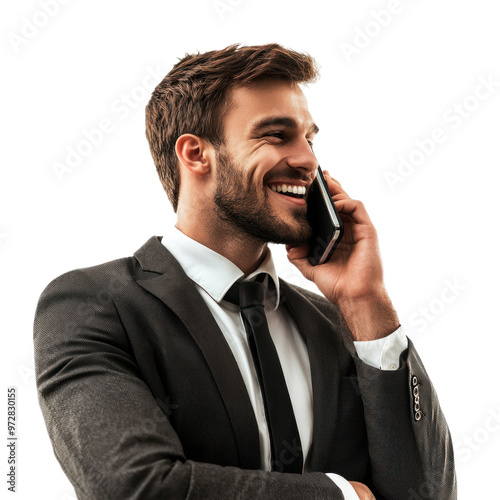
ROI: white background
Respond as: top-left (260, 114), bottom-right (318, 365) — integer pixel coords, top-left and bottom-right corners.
top-left (2, 0), bottom-right (499, 498)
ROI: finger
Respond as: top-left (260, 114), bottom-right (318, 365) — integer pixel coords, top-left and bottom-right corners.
top-left (286, 244), bottom-right (316, 282)
top-left (331, 192), bottom-right (350, 201)
top-left (322, 170), bottom-right (341, 188)
top-left (333, 198), bottom-right (373, 225)
top-left (285, 243), bottom-right (309, 260)
top-left (322, 171), bottom-right (349, 198)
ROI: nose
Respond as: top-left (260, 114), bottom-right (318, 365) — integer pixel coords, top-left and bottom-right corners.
top-left (286, 138), bottom-right (318, 175)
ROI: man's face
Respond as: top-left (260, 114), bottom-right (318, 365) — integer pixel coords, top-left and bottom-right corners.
top-left (212, 80), bottom-right (319, 245)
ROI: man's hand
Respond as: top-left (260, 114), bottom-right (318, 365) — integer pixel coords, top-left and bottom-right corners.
top-left (348, 481), bottom-right (376, 500)
top-left (287, 172), bottom-right (399, 341)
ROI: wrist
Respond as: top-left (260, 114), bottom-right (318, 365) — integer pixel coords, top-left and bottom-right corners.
top-left (337, 289), bottom-right (400, 342)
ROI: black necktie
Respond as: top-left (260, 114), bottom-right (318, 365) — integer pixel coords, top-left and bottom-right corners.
top-left (224, 275), bottom-right (303, 473)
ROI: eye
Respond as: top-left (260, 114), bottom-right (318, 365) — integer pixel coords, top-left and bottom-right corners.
top-left (262, 132), bottom-right (314, 150)
top-left (263, 131), bottom-right (286, 142)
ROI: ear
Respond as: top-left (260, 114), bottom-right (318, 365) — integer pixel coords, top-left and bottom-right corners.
top-left (175, 134), bottom-right (212, 177)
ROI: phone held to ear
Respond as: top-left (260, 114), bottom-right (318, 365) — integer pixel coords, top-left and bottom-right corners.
top-left (306, 166), bottom-right (344, 266)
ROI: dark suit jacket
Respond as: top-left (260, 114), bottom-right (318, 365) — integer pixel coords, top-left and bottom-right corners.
top-left (34, 236), bottom-right (457, 499)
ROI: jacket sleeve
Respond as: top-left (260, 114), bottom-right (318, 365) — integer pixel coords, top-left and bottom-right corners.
top-left (353, 341), bottom-right (457, 500)
top-left (33, 269), bottom-right (344, 500)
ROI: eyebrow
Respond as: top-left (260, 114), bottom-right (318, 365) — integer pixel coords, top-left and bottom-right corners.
top-left (250, 116), bottom-right (319, 136)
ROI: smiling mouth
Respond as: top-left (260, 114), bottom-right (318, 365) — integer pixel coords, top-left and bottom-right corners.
top-left (268, 183), bottom-right (306, 199)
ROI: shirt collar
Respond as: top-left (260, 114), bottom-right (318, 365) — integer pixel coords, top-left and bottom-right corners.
top-left (161, 227), bottom-right (282, 310)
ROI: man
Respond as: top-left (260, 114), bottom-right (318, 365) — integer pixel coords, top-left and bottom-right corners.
top-left (34, 44), bottom-right (456, 499)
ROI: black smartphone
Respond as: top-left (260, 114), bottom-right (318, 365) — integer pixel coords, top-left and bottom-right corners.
top-left (306, 167), bottom-right (344, 266)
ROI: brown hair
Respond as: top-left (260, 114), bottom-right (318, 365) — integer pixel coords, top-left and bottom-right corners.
top-left (145, 43), bottom-right (319, 211)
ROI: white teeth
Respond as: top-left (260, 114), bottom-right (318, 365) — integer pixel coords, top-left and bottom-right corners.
top-left (269, 184), bottom-right (306, 195)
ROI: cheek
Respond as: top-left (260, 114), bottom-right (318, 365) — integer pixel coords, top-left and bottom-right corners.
top-left (256, 160), bottom-right (279, 184)
top-left (244, 164), bottom-right (266, 187)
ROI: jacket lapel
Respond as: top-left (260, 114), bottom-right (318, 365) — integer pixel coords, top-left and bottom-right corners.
top-left (133, 236), bottom-right (261, 470)
top-left (279, 280), bottom-right (348, 472)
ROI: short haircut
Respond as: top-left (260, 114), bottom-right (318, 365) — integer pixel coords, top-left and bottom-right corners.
top-left (145, 43), bottom-right (319, 212)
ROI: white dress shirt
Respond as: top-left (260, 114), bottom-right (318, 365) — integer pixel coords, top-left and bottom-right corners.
top-left (162, 228), bottom-right (408, 499)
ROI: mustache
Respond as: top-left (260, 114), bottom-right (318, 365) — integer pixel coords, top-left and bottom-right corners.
top-left (262, 168), bottom-right (313, 185)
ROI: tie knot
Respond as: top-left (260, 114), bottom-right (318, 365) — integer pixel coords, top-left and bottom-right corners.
top-left (239, 281), bottom-right (266, 309)
top-left (224, 275), bottom-right (267, 309)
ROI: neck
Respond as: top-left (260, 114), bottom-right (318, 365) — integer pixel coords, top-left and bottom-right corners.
top-left (175, 219), bottom-right (269, 276)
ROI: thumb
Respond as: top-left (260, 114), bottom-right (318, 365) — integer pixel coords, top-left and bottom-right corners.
top-left (286, 244), bottom-right (316, 282)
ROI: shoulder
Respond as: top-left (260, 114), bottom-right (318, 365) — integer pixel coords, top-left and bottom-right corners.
top-left (37, 235), bottom-right (168, 301)
top-left (38, 255), bottom-right (140, 303)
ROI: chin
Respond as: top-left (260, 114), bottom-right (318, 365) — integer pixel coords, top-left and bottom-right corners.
top-left (268, 220), bottom-right (312, 246)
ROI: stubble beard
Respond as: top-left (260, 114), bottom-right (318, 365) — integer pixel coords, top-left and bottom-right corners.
top-left (213, 148), bottom-right (312, 245)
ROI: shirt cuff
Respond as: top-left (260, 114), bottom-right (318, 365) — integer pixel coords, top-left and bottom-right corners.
top-left (353, 325), bottom-right (408, 370)
top-left (325, 473), bottom-right (359, 499)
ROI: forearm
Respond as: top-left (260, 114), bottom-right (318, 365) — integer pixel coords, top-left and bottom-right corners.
top-left (38, 365), bottom-right (342, 500)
